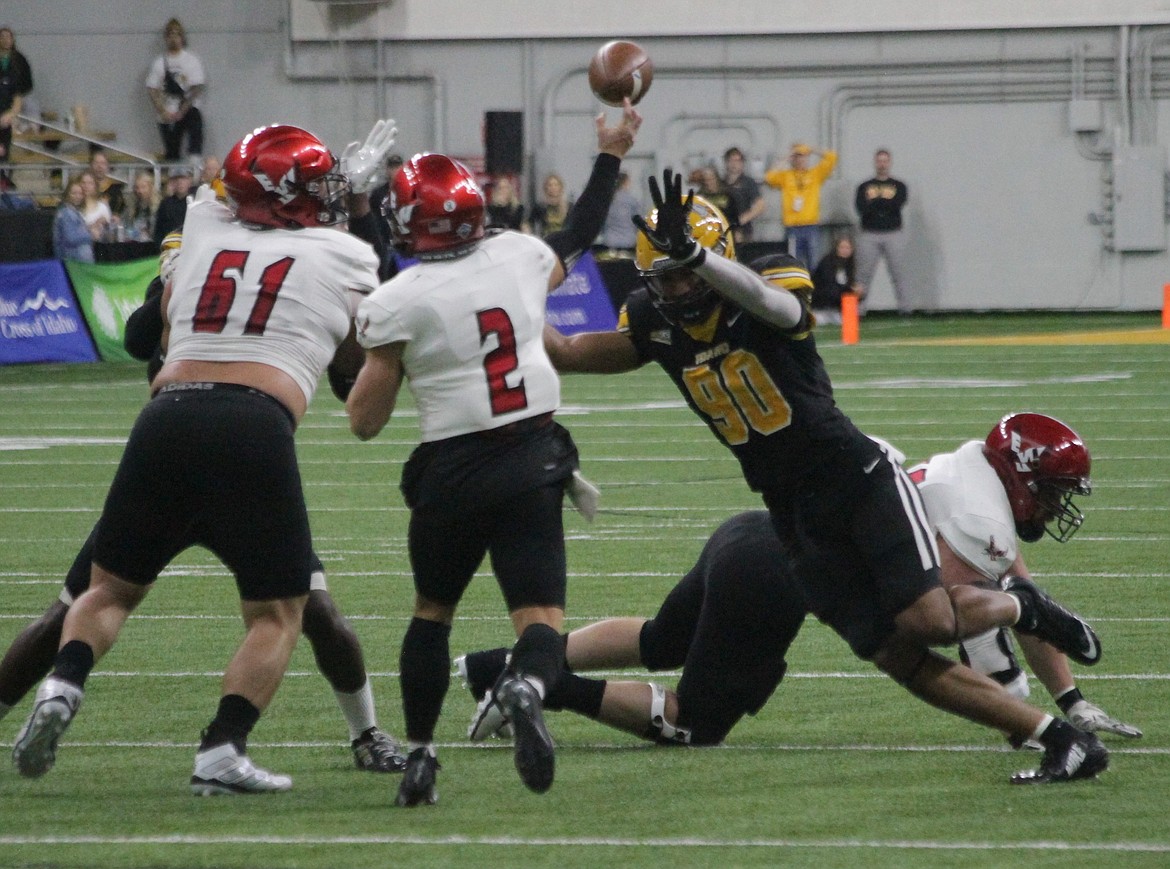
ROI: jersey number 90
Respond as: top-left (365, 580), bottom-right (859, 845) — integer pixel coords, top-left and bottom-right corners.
top-left (682, 349), bottom-right (792, 445)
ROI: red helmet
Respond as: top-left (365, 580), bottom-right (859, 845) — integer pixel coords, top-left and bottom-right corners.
top-left (383, 153), bottom-right (485, 258)
top-left (222, 124), bottom-right (349, 229)
top-left (982, 412), bottom-right (1091, 542)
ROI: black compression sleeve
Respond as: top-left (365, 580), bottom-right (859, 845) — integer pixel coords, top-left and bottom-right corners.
top-left (348, 210), bottom-right (387, 264)
top-left (124, 277), bottom-right (164, 360)
top-left (545, 152), bottom-right (621, 270)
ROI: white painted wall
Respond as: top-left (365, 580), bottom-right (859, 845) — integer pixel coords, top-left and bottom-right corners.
top-left (7, 2), bottom-right (1170, 311)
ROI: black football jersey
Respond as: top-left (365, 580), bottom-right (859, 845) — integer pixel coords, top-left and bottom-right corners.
top-left (619, 253), bottom-right (874, 492)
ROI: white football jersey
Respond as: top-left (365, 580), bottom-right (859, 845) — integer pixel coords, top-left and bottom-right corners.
top-left (167, 192), bottom-right (379, 404)
top-left (912, 440), bottom-right (1018, 581)
top-left (356, 231), bottom-right (560, 441)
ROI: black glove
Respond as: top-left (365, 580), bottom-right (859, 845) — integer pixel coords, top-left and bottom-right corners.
top-left (632, 169), bottom-right (705, 267)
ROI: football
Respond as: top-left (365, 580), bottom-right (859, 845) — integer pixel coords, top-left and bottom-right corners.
top-left (588, 40), bottom-right (654, 107)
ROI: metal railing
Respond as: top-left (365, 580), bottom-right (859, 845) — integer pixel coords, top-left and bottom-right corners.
top-left (4, 113), bottom-right (172, 193)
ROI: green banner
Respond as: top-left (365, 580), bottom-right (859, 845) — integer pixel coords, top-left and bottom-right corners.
top-left (65, 258), bottom-right (158, 362)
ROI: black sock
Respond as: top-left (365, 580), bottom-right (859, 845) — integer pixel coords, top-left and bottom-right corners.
top-left (1038, 717), bottom-right (1076, 750)
top-left (545, 671), bottom-right (606, 717)
top-left (1055, 687), bottom-right (1084, 715)
top-left (464, 647), bottom-right (510, 700)
top-left (399, 617), bottom-right (451, 743)
top-left (509, 623), bottom-right (564, 692)
top-left (200, 694), bottom-right (261, 753)
top-left (51, 640), bottom-right (95, 689)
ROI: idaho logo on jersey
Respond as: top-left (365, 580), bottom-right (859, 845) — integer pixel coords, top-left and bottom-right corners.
top-left (255, 166), bottom-right (299, 205)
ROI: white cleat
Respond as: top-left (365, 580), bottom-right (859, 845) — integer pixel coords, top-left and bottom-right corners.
top-left (468, 687), bottom-right (513, 741)
top-left (12, 676), bottom-right (83, 779)
top-left (190, 742), bottom-right (292, 795)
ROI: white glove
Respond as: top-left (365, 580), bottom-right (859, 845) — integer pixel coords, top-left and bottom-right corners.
top-left (1067, 699), bottom-right (1143, 738)
top-left (339, 117), bottom-right (398, 194)
top-left (566, 470), bottom-right (600, 522)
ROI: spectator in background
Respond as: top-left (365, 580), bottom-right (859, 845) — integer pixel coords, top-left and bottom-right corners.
top-left (0, 26), bottom-right (34, 190)
top-left (52, 179), bottom-right (95, 262)
top-left (368, 152), bottom-right (403, 248)
top-left (594, 170), bottom-right (641, 256)
top-left (722, 147), bottom-right (765, 243)
top-left (78, 170), bottom-right (115, 241)
top-left (485, 174), bottom-right (528, 231)
top-left (121, 171), bottom-right (161, 242)
top-left (764, 142), bottom-right (837, 268)
top-left (530, 172), bottom-right (571, 236)
top-left (89, 149), bottom-right (126, 215)
top-left (153, 165), bottom-right (192, 244)
top-left (695, 165), bottom-right (740, 235)
top-left (855, 148), bottom-right (912, 315)
top-left (811, 234), bottom-right (865, 325)
top-left (200, 154), bottom-right (225, 200)
top-left (145, 18), bottom-right (205, 161)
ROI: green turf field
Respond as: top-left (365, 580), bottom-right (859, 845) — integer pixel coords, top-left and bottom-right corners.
top-left (0, 313), bottom-right (1167, 868)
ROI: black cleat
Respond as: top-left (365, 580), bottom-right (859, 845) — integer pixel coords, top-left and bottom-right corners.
top-left (496, 676), bottom-right (555, 794)
top-left (1011, 729), bottom-right (1109, 784)
top-left (1005, 577), bottom-right (1101, 666)
top-left (352, 727), bottom-right (407, 773)
top-left (395, 747), bottom-right (440, 807)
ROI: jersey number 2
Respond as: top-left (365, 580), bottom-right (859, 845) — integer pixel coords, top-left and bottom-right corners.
top-left (193, 251), bottom-right (295, 335)
top-left (477, 307), bottom-right (527, 416)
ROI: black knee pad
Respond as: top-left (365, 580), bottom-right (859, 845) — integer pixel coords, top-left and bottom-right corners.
top-left (639, 618), bottom-right (688, 671)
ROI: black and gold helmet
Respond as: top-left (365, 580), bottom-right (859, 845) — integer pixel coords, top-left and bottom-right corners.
top-left (635, 194), bottom-right (734, 326)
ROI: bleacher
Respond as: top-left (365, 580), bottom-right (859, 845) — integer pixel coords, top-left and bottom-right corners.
top-left (0, 109), bottom-right (180, 262)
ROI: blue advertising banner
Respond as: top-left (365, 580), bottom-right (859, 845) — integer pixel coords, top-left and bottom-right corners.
top-left (0, 260), bottom-right (98, 364)
top-left (545, 251), bottom-right (617, 335)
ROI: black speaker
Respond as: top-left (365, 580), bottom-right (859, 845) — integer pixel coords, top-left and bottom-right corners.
top-left (484, 111), bottom-right (523, 175)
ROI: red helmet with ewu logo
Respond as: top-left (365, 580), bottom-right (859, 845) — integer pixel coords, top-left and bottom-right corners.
top-left (222, 124), bottom-right (349, 229)
top-left (983, 412), bottom-right (1091, 542)
top-left (384, 153), bottom-right (485, 259)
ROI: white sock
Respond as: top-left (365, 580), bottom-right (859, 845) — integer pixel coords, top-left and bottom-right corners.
top-left (0, 700), bottom-right (11, 722)
top-left (334, 679), bottom-right (377, 741)
top-left (407, 741), bottom-right (436, 757)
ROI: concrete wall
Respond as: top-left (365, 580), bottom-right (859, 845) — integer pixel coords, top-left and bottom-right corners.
top-left (8, 2), bottom-right (1170, 311)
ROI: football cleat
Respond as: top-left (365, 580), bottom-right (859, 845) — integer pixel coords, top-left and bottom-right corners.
top-left (190, 742), bottom-right (293, 795)
top-left (395, 747), bottom-right (440, 807)
top-left (352, 726), bottom-right (408, 773)
top-left (455, 651), bottom-right (513, 739)
top-left (1005, 577), bottom-right (1101, 666)
top-left (1010, 729), bottom-right (1108, 784)
top-left (1066, 699), bottom-right (1143, 739)
top-left (468, 686), bottom-right (513, 741)
top-left (496, 676), bottom-right (555, 794)
top-left (12, 676), bottom-right (83, 779)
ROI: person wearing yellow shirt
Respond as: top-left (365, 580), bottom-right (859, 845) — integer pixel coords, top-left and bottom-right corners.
top-left (764, 142), bottom-right (836, 268)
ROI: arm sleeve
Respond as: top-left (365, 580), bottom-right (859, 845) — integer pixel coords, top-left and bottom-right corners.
top-left (693, 254), bottom-right (804, 330)
top-left (124, 276), bottom-right (165, 360)
top-left (544, 152), bottom-right (621, 271)
top-left (347, 210), bottom-right (387, 267)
